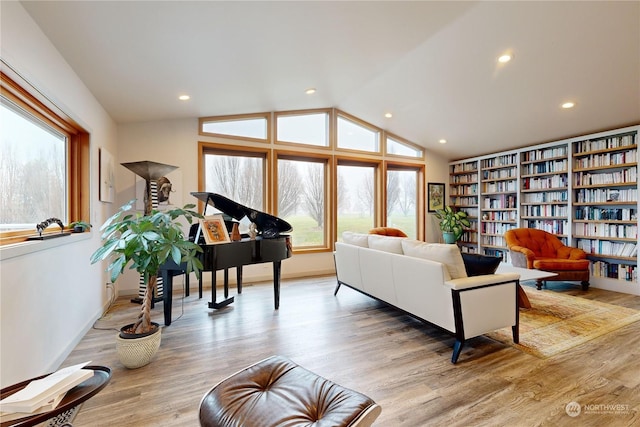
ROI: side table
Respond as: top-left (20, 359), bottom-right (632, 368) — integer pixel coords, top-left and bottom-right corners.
top-left (1, 365), bottom-right (111, 427)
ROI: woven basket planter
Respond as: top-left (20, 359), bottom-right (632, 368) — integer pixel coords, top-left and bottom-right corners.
top-left (115, 324), bottom-right (162, 369)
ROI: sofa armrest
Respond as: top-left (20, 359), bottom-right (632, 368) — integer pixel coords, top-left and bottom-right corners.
top-left (444, 273), bottom-right (520, 290)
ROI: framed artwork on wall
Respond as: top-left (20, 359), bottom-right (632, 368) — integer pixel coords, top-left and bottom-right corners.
top-left (201, 214), bottom-right (230, 244)
top-left (427, 182), bottom-right (445, 212)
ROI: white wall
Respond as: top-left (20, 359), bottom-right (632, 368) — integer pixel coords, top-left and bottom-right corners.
top-left (0, 2), bottom-right (118, 387)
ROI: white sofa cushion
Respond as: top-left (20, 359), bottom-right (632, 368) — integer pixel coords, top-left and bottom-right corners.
top-left (401, 240), bottom-right (467, 280)
top-left (367, 234), bottom-right (405, 254)
top-left (342, 231), bottom-right (369, 247)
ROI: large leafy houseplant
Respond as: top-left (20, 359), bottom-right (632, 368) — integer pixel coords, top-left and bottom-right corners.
top-left (434, 206), bottom-right (471, 243)
top-left (90, 200), bottom-right (203, 335)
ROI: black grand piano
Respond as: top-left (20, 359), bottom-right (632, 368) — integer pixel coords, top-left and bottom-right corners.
top-left (159, 192), bottom-right (292, 325)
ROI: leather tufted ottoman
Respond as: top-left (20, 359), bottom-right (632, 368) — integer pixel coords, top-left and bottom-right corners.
top-left (199, 355), bottom-right (381, 427)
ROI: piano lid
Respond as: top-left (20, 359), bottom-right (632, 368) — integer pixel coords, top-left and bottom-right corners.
top-left (191, 192), bottom-right (292, 238)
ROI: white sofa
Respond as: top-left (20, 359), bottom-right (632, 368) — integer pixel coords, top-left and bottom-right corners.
top-left (334, 232), bottom-right (521, 363)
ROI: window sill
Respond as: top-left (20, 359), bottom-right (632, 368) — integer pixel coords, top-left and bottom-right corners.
top-left (0, 232), bottom-right (92, 261)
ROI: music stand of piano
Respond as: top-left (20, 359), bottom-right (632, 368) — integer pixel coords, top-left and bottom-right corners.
top-left (159, 193), bottom-right (293, 326)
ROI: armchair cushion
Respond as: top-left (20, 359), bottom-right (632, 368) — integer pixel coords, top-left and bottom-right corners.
top-left (533, 258), bottom-right (590, 271)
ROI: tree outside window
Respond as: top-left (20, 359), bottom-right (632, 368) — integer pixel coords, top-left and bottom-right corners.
top-left (277, 158), bottom-right (326, 247)
top-left (337, 164), bottom-right (375, 238)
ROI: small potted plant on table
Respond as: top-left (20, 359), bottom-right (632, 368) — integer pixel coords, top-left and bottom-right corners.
top-left (90, 200), bottom-right (203, 368)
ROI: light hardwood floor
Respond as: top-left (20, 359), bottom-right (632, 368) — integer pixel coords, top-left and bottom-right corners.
top-left (63, 275), bottom-right (640, 427)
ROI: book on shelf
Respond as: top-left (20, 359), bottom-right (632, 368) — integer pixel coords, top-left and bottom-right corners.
top-left (0, 361), bottom-right (93, 414)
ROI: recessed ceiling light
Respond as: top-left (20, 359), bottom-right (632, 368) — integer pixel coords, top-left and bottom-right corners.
top-left (562, 101), bottom-right (575, 109)
top-left (305, 88), bottom-right (316, 95)
top-left (498, 54), bottom-right (512, 63)
top-left (384, 112), bottom-right (393, 118)
top-left (178, 95), bottom-right (190, 101)
top-left (439, 139), bottom-right (447, 144)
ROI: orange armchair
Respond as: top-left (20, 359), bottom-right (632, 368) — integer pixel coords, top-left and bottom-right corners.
top-left (505, 228), bottom-right (590, 290)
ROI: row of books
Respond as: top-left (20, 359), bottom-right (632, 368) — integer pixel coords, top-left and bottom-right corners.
top-left (591, 261), bottom-right (637, 282)
top-left (450, 175), bottom-right (478, 184)
top-left (575, 188), bottom-right (637, 203)
top-left (481, 211), bottom-right (517, 221)
top-left (481, 154), bottom-right (518, 169)
top-left (574, 150), bottom-right (637, 169)
top-left (573, 169), bottom-right (637, 186)
top-left (482, 169), bottom-right (517, 180)
top-left (483, 249), bottom-right (511, 263)
top-left (523, 219), bottom-right (568, 235)
top-left (576, 239), bottom-right (637, 258)
top-left (521, 175), bottom-right (567, 190)
top-left (481, 223), bottom-right (517, 236)
top-left (574, 207), bottom-right (637, 221)
top-left (450, 185), bottom-right (477, 196)
top-left (573, 134), bottom-right (636, 154)
top-left (522, 205), bottom-right (569, 217)
top-left (459, 231), bottom-right (478, 243)
top-left (450, 196), bottom-right (477, 206)
top-left (522, 146), bottom-right (568, 162)
top-left (573, 223), bottom-right (638, 240)
top-left (521, 159), bottom-right (567, 175)
top-left (451, 163), bottom-right (478, 174)
top-left (521, 191), bottom-right (567, 203)
top-left (483, 181), bottom-right (518, 193)
top-left (482, 194), bottom-right (517, 209)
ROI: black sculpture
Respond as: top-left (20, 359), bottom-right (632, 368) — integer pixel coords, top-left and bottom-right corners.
top-left (36, 217), bottom-right (65, 236)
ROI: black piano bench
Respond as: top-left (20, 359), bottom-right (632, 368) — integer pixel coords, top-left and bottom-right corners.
top-left (198, 355), bottom-right (381, 427)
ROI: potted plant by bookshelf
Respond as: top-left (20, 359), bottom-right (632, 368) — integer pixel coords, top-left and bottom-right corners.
top-left (90, 200), bottom-right (203, 368)
top-left (434, 206), bottom-right (471, 244)
top-left (70, 220), bottom-right (92, 233)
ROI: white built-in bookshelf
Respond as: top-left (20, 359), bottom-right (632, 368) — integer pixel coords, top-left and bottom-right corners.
top-left (479, 153), bottom-right (518, 262)
top-left (520, 144), bottom-right (569, 242)
top-left (449, 161), bottom-right (479, 253)
top-left (448, 125), bottom-right (639, 295)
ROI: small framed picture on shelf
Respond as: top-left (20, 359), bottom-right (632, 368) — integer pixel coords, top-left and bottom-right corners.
top-left (427, 182), bottom-right (445, 212)
top-left (201, 214), bottom-right (230, 244)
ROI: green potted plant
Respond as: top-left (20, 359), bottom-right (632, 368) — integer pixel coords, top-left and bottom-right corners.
top-left (90, 199), bottom-right (203, 368)
top-left (434, 206), bottom-right (471, 244)
top-left (70, 220), bottom-right (92, 233)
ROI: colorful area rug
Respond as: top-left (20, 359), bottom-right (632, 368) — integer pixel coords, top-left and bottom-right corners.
top-left (486, 288), bottom-right (640, 359)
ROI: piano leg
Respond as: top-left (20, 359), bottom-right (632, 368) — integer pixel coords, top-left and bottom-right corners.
top-left (273, 261), bottom-right (281, 310)
top-left (208, 269), bottom-right (235, 309)
top-left (237, 266), bottom-right (243, 294)
top-left (224, 269), bottom-right (229, 298)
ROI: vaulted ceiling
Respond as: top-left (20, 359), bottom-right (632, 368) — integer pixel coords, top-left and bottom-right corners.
top-left (20, 1), bottom-right (640, 160)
